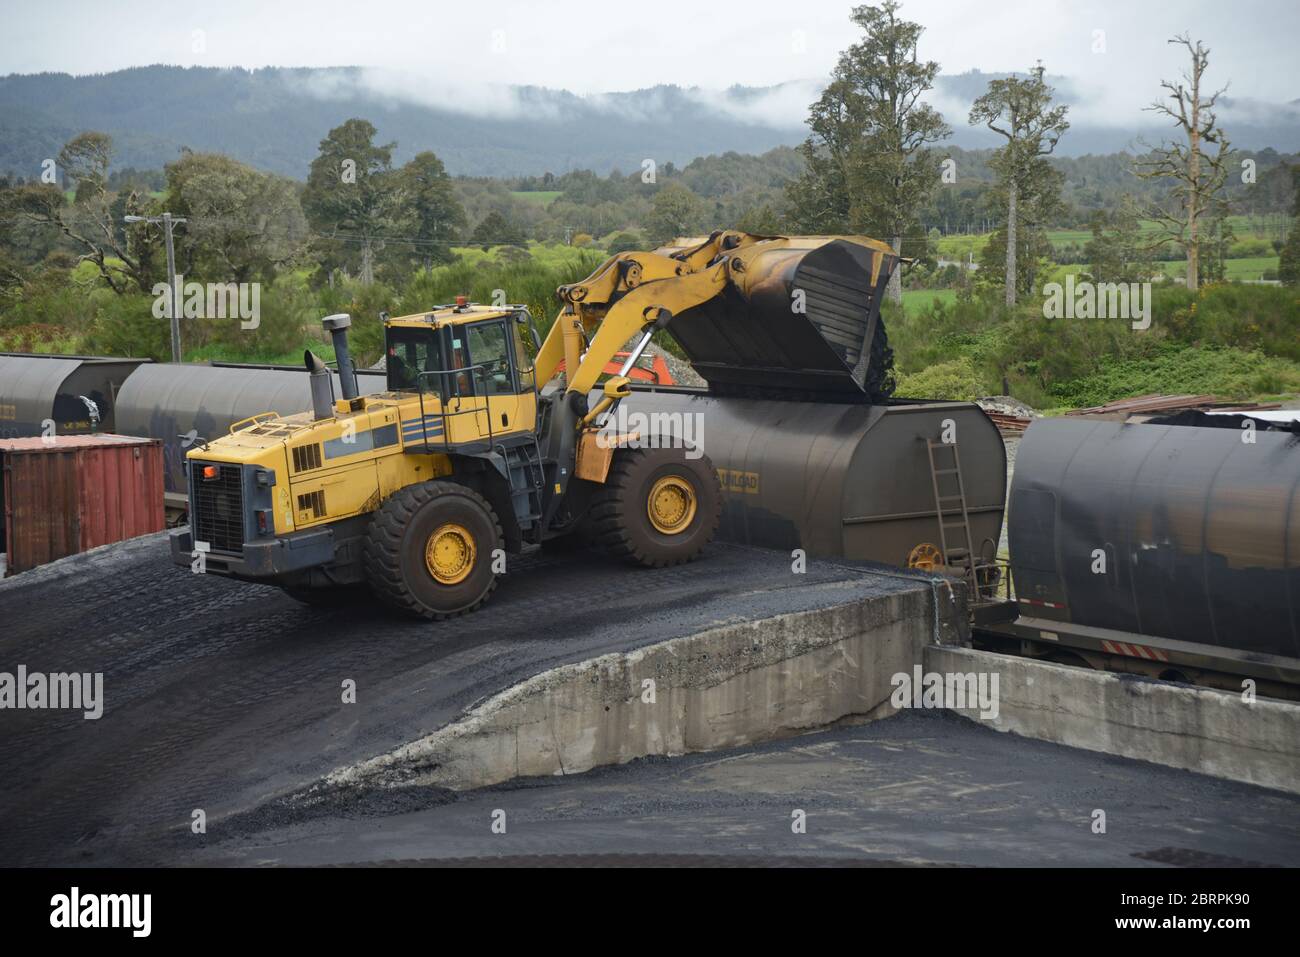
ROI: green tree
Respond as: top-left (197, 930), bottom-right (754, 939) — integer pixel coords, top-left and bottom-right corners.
top-left (165, 152), bottom-right (307, 284)
top-left (302, 119), bottom-right (401, 285)
top-left (976, 221), bottom-right (1053, 299)
top-left (0, 180), bottom-right (29, 296)
top-left (782, 144), bottom-right (851, 234)
top-left (59, 132), bottom-right (113, 200)
top-left (605, 231), bottom-right (647, 255)
top-left (1082, 204), bottom-right (1158, 285)
top-left (469, 210), bottom-right (526, 250)
top-left (970, 63), bottom-right (1070, 306)
top-left (1276, 166), bottom-right (1300, 286)
top-left (788, 2), bottom-right (949, 303)
top-left (646, 183), bottom-right (703, 245)
top-left (735, 203), bottom-right (783, 235)
top-left (399, 151), bottom-right (465, 275)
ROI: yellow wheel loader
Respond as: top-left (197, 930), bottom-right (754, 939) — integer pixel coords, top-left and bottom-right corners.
top-left (169, 230), bottom-right (901, 618)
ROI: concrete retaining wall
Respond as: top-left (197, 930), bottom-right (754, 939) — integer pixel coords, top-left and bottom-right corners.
top-left (328, 582), bottom-right (966, 792)
top-left (926, 645), bottom-right (1300, 795)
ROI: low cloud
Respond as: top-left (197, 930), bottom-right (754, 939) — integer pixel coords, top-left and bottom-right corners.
top-left (284, 65), bottom-right (816, 129)
top-left (285, 66), bottom-right (547, 120)
top-left (684, 80), bottom-right (824, 129)
top-left (280, 65), bottom-right (1299, 152)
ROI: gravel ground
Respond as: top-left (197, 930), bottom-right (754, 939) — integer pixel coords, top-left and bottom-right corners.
top-left (199, 709), bottom-right (1300, 868)
top-left (3, 519), bottom-right (1296, 868)
top-left (652, 349), bottom-right (705, 388)
top-left (0, 533), bottom-right (927, 866)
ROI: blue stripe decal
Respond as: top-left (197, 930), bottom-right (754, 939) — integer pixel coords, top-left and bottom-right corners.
top-left (401, 417), bottom-right (445, 440)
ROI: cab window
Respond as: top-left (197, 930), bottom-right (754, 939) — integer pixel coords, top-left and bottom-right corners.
top-left (386, 327), bottom-right (445, 393)
top-left (513, 320), bottom-right (536, 392)
top-left (465, 321), bottom-right (514, 396)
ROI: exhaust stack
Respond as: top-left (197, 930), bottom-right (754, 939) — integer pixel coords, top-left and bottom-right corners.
top-left (321, 313), bottom-right (359, 401)
top-left (305, 350), bottom-right (335, 421)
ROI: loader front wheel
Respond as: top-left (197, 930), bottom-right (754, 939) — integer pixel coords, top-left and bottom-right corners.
top-left (363, 481), bottom-right (503, 619)
top-left (590, 447), bottom-right (721, 568)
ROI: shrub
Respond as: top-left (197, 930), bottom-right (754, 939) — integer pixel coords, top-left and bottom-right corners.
top-left (1227, 237), bottom-right (1273, 258)
top-left (83, 291), bottom-right (170, 360)
top-left (897, 356), bottom-right (987, 400)
top-left (1048, 345), bottom-right (1300, 406)
top-left (606, 231), bottom-right (646, 255)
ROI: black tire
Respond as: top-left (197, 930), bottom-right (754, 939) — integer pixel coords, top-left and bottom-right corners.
top-left (589, 447), bottom-right (721, 567)
top-left (362, 480), bottom-right (503, 620)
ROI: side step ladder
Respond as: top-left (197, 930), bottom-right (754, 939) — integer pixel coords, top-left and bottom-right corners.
top-left (924, 438), bottom-right (986, 602)
top-left (504, 438), bottom-right (547, 529)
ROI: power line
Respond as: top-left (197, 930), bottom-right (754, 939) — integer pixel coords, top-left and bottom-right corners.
top-left (0, 211), bottom-right (582, 251)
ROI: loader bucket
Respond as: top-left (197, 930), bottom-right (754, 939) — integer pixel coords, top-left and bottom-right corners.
top-left (666, 236), bottom-right (900, 403)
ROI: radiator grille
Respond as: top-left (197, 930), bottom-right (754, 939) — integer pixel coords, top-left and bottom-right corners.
top-left (192, 462), bottom-right (244, 553)
top-left (292, 443), bottom-right (323, 472)
top-left (297, 489), bottom-right (326, 519)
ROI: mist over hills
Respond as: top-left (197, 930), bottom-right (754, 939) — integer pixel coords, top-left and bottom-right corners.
top-left (2, 65), bottom-right (1298, 179)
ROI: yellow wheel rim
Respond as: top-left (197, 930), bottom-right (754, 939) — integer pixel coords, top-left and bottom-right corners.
top-left (908, 542), bottom-right (943, 571)
top-left (425, 522), bottom-right (476, 585)
top-left (647, 476), bottom-right (697, 535)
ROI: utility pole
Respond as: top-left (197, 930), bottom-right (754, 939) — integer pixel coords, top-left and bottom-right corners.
top-left (125, 212), bottom-right (187, 362)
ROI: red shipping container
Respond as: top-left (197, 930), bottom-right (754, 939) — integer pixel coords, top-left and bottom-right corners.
top-left (0, 434), bottom-right (165, 576)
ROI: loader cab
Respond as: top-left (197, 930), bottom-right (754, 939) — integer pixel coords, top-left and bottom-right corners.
top-left (385, 311), bottom-right (535, 398)
top-left (384, 306), bottom-right (539, 447)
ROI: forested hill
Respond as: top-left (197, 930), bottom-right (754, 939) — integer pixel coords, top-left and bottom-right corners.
top-left (4, 65), bottom-right (1299, 180)
top-left (0, 66), bottom-right (806, 179)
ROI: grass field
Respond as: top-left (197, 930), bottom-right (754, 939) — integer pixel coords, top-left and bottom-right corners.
top-left (1037, 257), bottom-right (1279, 282)
top-left (902, 288), bottom-right (958, 309)
top-left (511, 191), bottom-right (563, 207)
top-left (1048, 216), bottom-right (1282, 248)
top-left (1160, 256), bottom-right (1279, 281)
top-left (937, 216), bottom-right (1282, 261)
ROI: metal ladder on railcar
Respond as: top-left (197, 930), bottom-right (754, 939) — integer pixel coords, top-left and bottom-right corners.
top-left (924, 438), bottom-right (984, 602)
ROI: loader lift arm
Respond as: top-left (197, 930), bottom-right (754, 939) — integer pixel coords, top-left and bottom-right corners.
top-left (534, 231), bottom-right (756, 400)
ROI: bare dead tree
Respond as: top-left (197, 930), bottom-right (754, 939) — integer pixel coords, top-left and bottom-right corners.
top-left (1134, 34), bottom-right (1231, 291)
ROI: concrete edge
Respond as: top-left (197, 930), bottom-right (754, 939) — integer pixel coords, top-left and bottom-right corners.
top-left (321, 581), bottom-right (967, 793)
top-left (926, 645), bottom-right (1300, 795)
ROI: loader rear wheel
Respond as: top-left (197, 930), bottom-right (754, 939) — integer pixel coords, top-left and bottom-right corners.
top-left (590, 447), bottom-right (721, 567)
top-left (363, 480), bottom-right (503, 620)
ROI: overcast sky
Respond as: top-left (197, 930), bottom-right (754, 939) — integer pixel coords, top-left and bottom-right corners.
top-left (3, 0), bottom-right (1296, 114)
